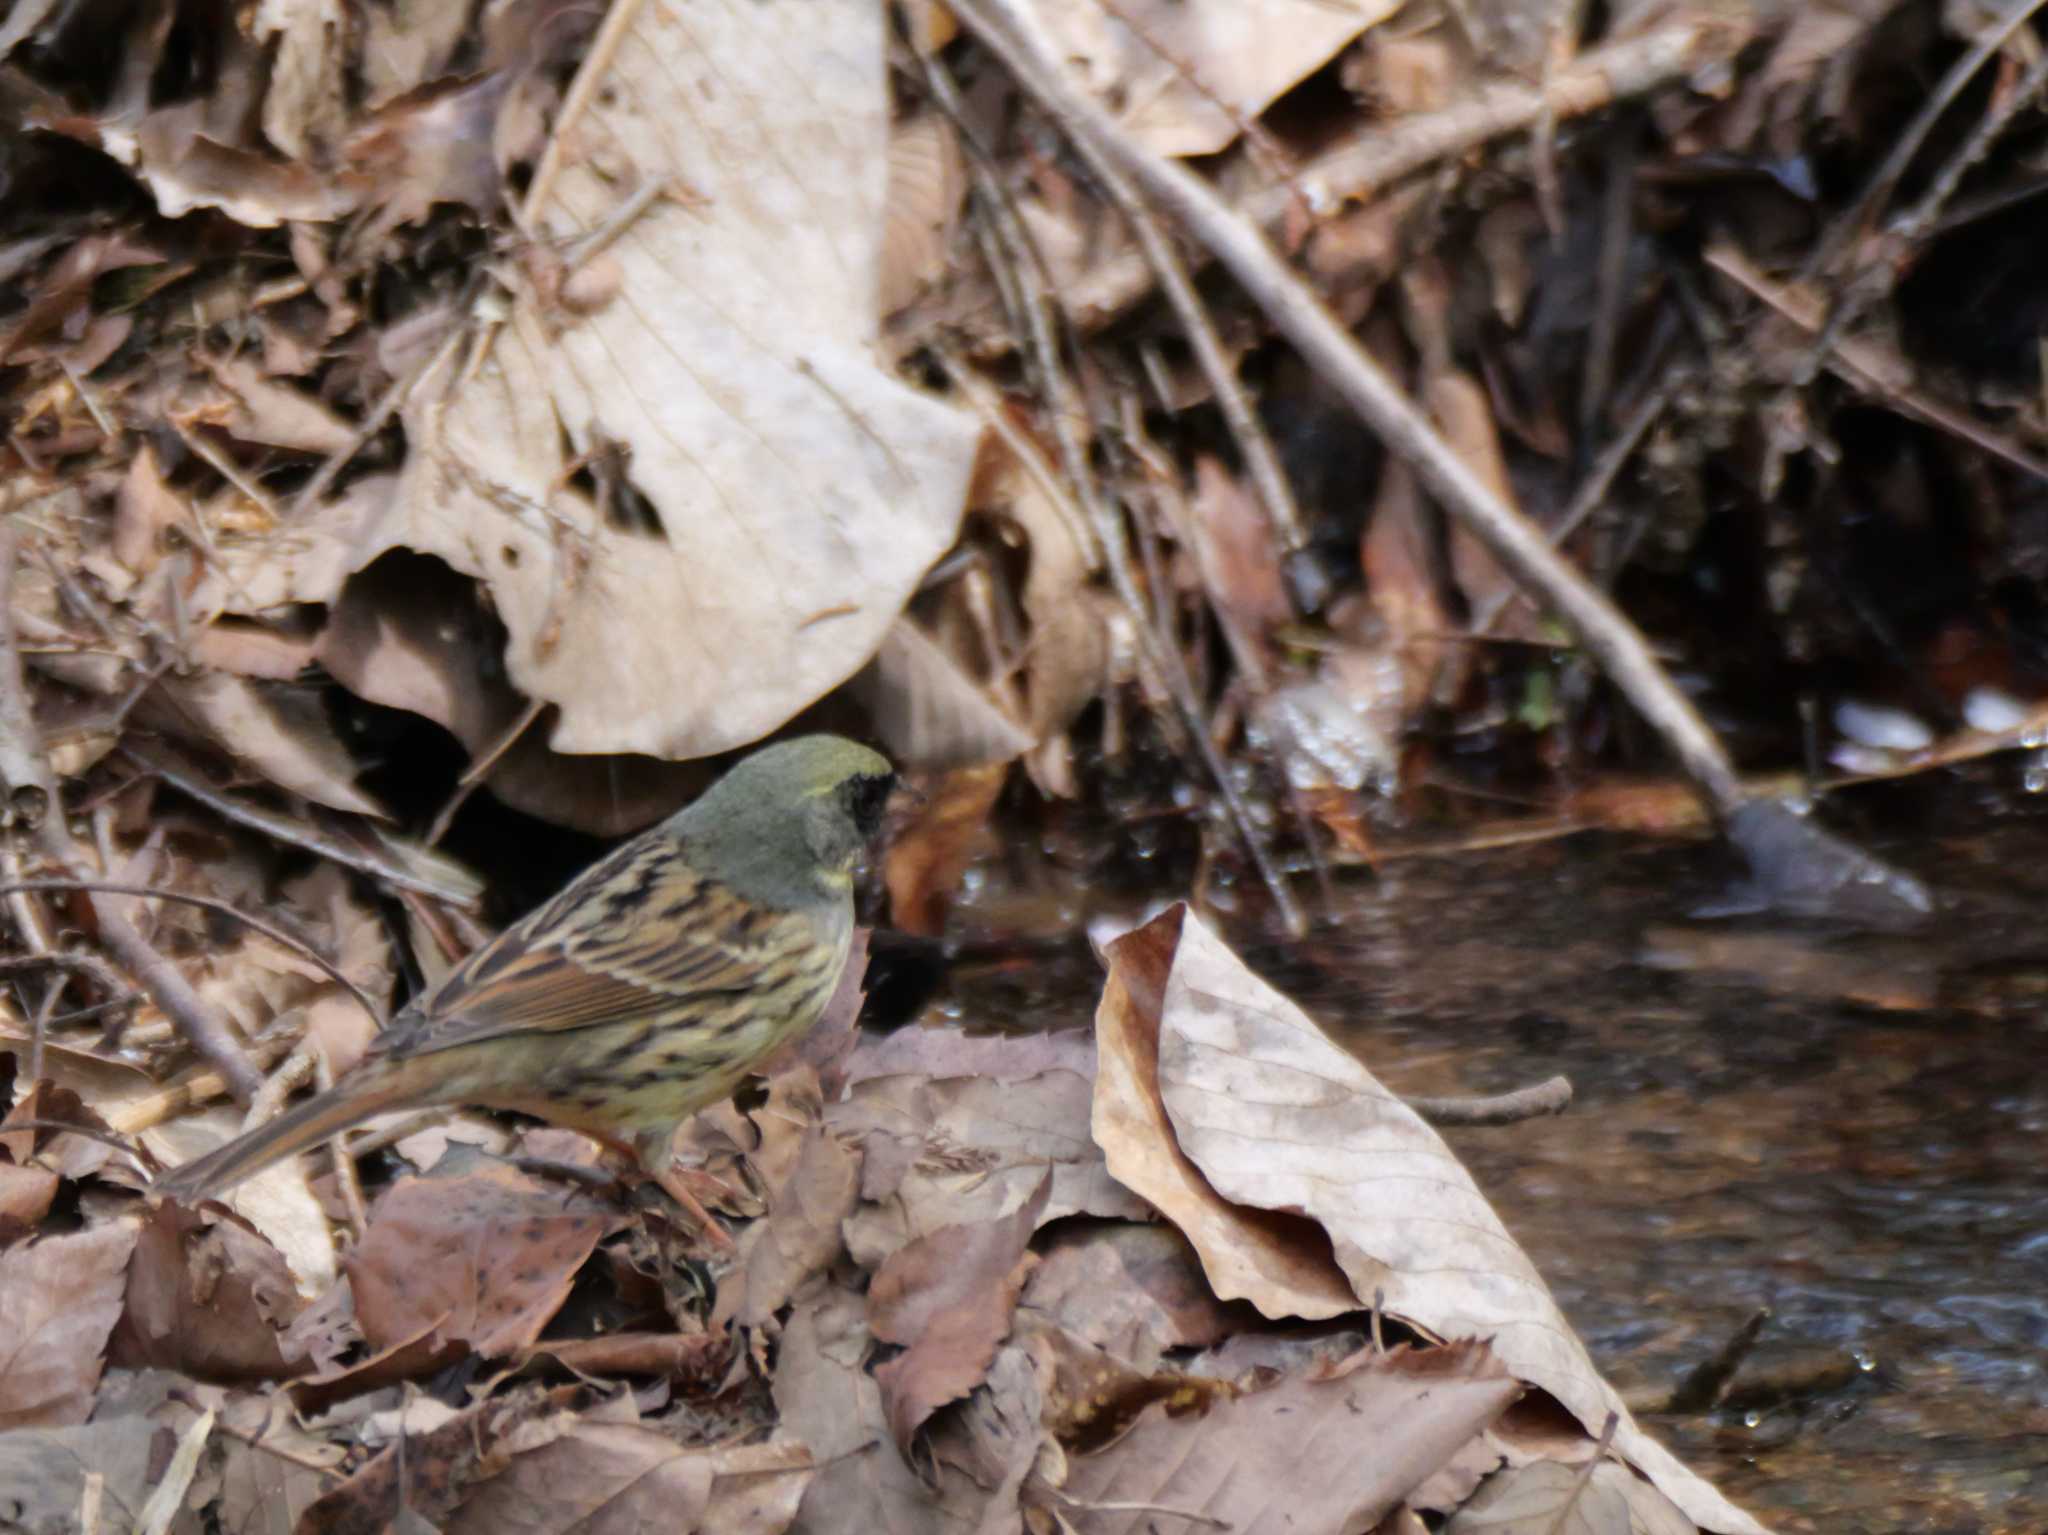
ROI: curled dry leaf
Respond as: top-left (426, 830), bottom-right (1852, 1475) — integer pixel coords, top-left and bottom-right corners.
top-left (0, 1218), bottom-right (139, 1429)
top-left (715, 1120), bottom-right (861, 1330)
top-left (141, 671), bottom-right (385, 815)
top-left (1093, 906), bottom-right (1764, 1535)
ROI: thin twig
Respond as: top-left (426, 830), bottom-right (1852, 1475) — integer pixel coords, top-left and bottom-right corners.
top-left (934, 18), bottom-right (1741, 352)
top-left (1707, 244), bottom-right (2048, 485)
top-left (1809, 0), bottom-right (2048, 278)
top-left (425, 696), bottom-right (546, 847)
top-left (952, 0), bottom-right (1749, 822)
top-left (912, 31), bottom-right (1305, 934)
top-left (1407, 1074), bottom-right (1573, 1125)
top-left (1050, 54), bottom-right (1310, 562)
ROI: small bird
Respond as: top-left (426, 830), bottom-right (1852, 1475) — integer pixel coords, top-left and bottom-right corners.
top-left (154, 734), bottom-right (896, 1231)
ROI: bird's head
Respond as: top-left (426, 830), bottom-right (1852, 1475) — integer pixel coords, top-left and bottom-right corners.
top-left (678, 734), bottom-right (897, 904)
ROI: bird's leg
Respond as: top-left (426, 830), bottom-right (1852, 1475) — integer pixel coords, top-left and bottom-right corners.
top-left (636, 1128), bottom-right (737, 1252)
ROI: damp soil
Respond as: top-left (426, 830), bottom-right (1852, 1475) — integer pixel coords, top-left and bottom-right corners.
top-left (946, 774), bottom-right (2048, 1535)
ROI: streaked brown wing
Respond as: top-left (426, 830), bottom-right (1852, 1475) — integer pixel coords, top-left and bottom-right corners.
top-left (381, 836), bottom-right (803, 1059)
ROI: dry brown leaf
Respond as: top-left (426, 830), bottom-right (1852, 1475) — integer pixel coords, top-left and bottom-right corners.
top-left (716, 1120), bottom-right (861, 1329)
top-left (113, 442), bottom-right (185, 576)
top-left (884, 762), bottom-right (1007, 936)
top-left (344, 1154), bottom-right (622, 1358)
top-left (1427, 367), bottom-right (1548, 642)
top-left (142, 671), bottom-right (384, 815)
top-left (194, 353), bottom-right (356, 455)
top-left (1034, 0), bottom-right (1397, 156)
top-left (110, 1200), bottom-right (310, 1383)
top-left (0, 1219), bottom-right (140, 1429)
top-left (449, 1421), bottom-right (814, 1535)
top-left (1187, 454), bottom-right (1290, 640)
top-left (1021, 1220), bottom-right (1245, 1370)
top-left (1101, 906), bottom-right (1764, 1535)
top-left (881, 111), bottom-right (967, 317)
top-left (774, 1283), bottom-right (993, 1534)
top-left (211, 1392), bottom-right (344, 1534)
top-left (1446, 1459), bottom-right (1649, 1535)
top-left (296, 1381), bottom-right (577, 1530)
top-left (832, 1068), bottom-right (1148, 1269)
top-left (868, 1173), bottom-right (1050, 1450)
top-left (1045, 1341), bottom-right (1522, 1535)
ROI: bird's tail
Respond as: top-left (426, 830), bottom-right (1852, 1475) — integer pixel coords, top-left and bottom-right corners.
top-left (152, 1077), bottom-right (406, 1203)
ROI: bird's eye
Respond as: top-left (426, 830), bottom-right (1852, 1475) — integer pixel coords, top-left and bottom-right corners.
top-left (848, 773), bottom-right (894, 832)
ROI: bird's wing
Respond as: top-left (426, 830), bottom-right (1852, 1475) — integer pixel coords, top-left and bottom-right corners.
top-left (379, 837), bottom-right (812, 1059)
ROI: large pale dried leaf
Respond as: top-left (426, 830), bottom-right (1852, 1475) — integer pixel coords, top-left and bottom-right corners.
top-left (1114, 907), bottom-right (1764, 1535)
top-left (868, 1174), bottom-right (1049, 1449)
top-left (1048, 1342), bottom-right (1521, 1535)
top-left (344, 1156), bottom-right (621, 1357)
top-left (0, 1220), bottom-right (140, 1428)
top-left (311, 540), bottom-right (701, 836)
top-left (1036, 0), bottom-right (1396, 156)
top-left (378, 0), bottom-right (980, 760)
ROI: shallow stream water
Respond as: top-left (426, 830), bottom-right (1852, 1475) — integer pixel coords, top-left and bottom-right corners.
top-left (950, 782), bottom-right (2048, 1534)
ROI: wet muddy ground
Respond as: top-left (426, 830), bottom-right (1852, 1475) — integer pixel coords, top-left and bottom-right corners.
top-left (949, 775), bottom-right (2048, 1533)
